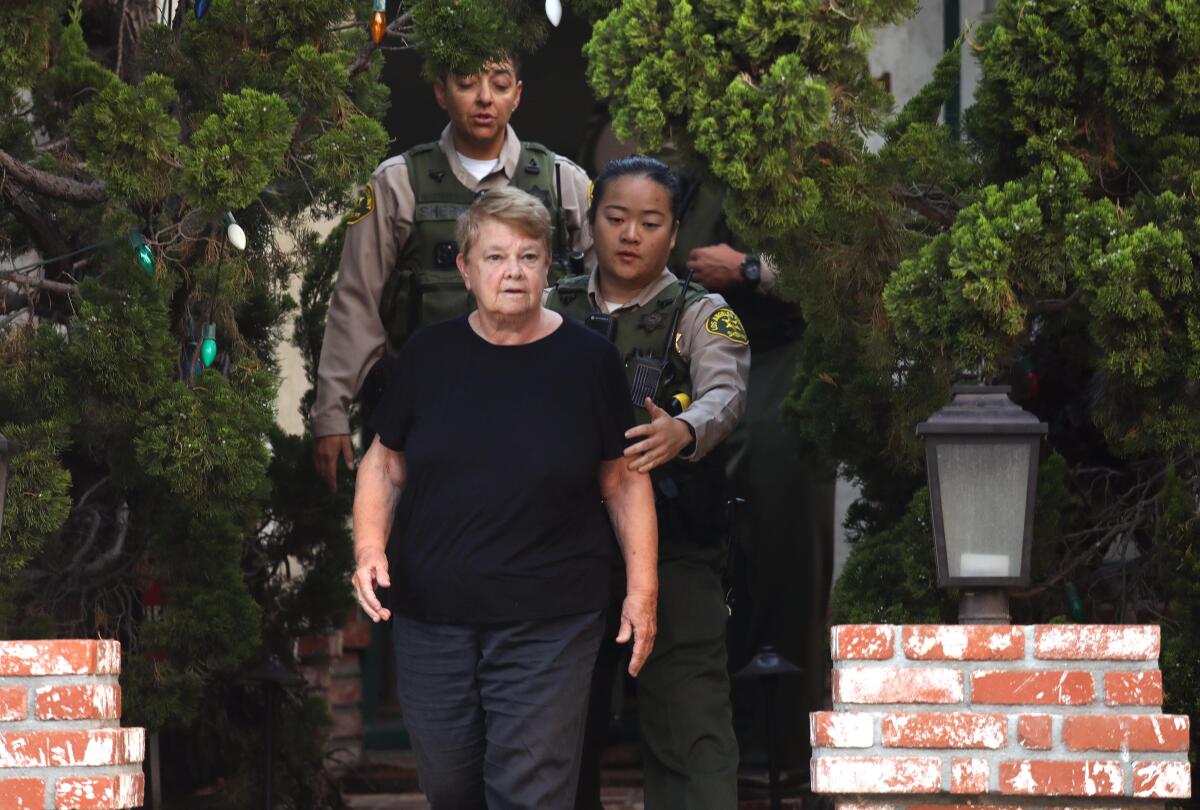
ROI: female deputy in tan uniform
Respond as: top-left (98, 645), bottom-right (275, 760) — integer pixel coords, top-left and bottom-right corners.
top-left (546, 156), bottom-right (750, 810)
top-left (352, 186), bottom-right (656, 809)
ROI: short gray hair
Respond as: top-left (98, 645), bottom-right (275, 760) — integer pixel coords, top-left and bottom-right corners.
top-left (456, 186), bottom-right (552, 260)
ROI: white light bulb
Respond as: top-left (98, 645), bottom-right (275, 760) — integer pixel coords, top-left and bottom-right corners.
top-left (227, 222), bottom-right (246, 251)
top-left (223, 212), bottom-right (247, 251)
top-left (545, 0), bottom-right (562, 27)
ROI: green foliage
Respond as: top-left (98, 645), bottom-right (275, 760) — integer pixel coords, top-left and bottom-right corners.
top-left (181, 89), bottom-right (296, 211)
top-left (71, 74), bottom-right (182, 204)
top-left (409, 0), bottom-right (551, 79)
top-left (0, 0), bottom-right (426, 800)
top-left (830, 488), bottom-right (957, 624)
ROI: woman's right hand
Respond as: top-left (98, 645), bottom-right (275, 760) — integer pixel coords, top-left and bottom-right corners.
top-left (617, 587), bottom-right (657, 677)
top-left (351, 547), bottom-right (392, 623)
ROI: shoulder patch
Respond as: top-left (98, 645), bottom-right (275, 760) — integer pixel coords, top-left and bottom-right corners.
top-left (345, 183), bottom-right (375, 225)
top-left (705, 307), bottom-right (749, 345)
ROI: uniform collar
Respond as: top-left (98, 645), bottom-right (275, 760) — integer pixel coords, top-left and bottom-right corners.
top-left (438, 124), bottom-right (521, 190)
top-left (587, 267), bottom-right (677, 313)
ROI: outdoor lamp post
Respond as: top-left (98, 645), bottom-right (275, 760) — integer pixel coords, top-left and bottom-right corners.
top-left (916, 386), bottom-right (1047, 624)
top-left (0, 433), bottom-right (15, 537)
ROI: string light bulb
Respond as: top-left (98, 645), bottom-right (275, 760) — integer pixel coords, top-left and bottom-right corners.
top-left (223, 212), bottom-right (246, 251)
top-left (545, 0), bottom-right (562, 26)
top-left (370, 0), bottom-right (386, 44)
top-left (195, 0), bottom-right (211, 19)
top-left (200, 323), bottom-right (218, 368)
top-left (128, 230), bottom-right (155, 274)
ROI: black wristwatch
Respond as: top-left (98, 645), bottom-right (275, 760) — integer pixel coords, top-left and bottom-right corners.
top-left (739, 253), bottom-right (762, 289)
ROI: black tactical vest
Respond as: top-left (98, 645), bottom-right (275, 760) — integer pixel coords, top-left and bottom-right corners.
top-left (546, 274), bottom-right (728, 549)
top-left (377, 140), bottom-right (565, 354)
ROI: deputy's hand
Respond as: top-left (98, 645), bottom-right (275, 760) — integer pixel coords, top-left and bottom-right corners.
top-left (351, 547), bottom-right (392, 623)
top-left (686, 243), bottom-right (745, 289)
top-left (617, 587), bottom-right (658, 677)
top-left (314, 434), bottom-right (355, 492)
top-left (624, 399), bottom-right (694, 473)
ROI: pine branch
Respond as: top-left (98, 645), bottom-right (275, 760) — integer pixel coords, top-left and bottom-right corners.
top-left (0, 184), bottom-right (73, 274)
top-left (890, 185), bottom-right (962, 227)
top-left (0, 149), bottom-right (107, 205)
top-left (0, 273), bottom-right (78, 295)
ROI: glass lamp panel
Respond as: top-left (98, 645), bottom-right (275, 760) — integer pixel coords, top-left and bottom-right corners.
top-left (935, 439), bottom-right (1031, 579)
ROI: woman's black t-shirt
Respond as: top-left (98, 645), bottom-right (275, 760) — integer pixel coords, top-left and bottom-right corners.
top-left (371, 314), bottom-right (635, 623)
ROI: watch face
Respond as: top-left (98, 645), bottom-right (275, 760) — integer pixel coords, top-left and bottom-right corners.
top-left (741, 256), bottom-right (761, 284)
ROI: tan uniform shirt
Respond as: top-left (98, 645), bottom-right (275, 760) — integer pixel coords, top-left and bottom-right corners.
top-left (571, 268), bottom-right (750, 461)
top-left (311, 125), bottom-right (594, 438)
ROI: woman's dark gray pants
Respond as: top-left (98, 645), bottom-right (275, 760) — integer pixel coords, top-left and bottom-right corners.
top-left (392, 611), bottom-right (605, 810)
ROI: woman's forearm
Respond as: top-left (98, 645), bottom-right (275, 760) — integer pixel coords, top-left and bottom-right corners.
top-left (600, 460), bottom-right (658, 593)
top-left (352, 437), bottom-right (406, 560)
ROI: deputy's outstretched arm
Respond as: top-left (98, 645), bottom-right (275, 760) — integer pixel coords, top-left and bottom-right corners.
top-left (598, 458), bottom-right (658, 677)
top-left (351, 436), bottom-right (407, 622)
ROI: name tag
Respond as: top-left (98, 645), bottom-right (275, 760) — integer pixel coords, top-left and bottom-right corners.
top-left (414, 203), bottom-right (469, 222)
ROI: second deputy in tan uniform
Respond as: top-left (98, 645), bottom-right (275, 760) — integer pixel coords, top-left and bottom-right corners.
top-left (312, 57), bottom-right (592, 489)
top-left (546, 156), bottom-right (749, 810)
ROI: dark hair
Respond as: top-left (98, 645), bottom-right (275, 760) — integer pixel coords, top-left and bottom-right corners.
top-left (587, 156), bottom-right (682, 225)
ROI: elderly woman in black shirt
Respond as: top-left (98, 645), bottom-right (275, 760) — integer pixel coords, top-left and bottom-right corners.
top-left (350, 185), bottom-right (658, 810)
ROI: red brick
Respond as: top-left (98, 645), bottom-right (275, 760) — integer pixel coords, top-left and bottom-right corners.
top-left (35, 684), bottom-right (121, 721)
top-left (327, 679), bottom-right (362, 707)
top-left (998, 759), bottom-right (1123, 796)
top-left (0, 732), bottom-right (50, 767)
top-left (811, 756), bottom-right (942, 793)
top-left (0, 778), bottom-right (43, 809)
top-left (300, 664), bottom-right (333, 690)
top-left (329, 707), bottom-right (363, 739)
top-left (0, 640), bottom-right (120, 676)
top-left (0, 688), bottom-right (26, 721)
top-left (882, 712), bottom-right (1006, 749)
top-left (55, 773), bottom-right (143, 809)
top-left (811, 712), bottom-right (874, 748)
top-left (1105, 670), bottom-right (1163, 706)
top-left (1017, 714), bottom-right (1053, 749)
top-left (951, 758), bottom-right (989, 793)
top-left (330, 653), bottom-right (360, 677)
top-left (295, 632), bottom-right (343, 660)
top-left (44, 728), bottom-right (144, 767)
top-left (903, 625), bottom-right (1024, 660)
top-left (1132, 760), bottom-right (1191, 799)
top-left (834, 667), bottom-right (963, 704)
top-left (834, 626), bottom-right (895, 660)
top-left (342, 618), bottom-right (372, 650)
top-left (1062, 714), bottom-right (1189, 752)
top-left (1035, 625), bottom-right (1159, 661)
top-left (971, 670), bottom-right (1095, 705)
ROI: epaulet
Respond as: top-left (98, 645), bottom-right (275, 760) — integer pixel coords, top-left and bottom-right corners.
top-left (520, 140), bottom-right (553, 158)
top-left (554, 274), bottom-right (590, 292)
top-left (404, 142), bottom-right (439, 157)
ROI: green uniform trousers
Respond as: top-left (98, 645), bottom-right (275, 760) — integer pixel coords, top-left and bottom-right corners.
top-left (637, 548), bottom-right (739, 810)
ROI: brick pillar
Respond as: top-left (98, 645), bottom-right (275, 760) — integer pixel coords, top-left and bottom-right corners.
top-left (296, 615), bottom-right (368, 774)
top-left (810, 625), bottom-right (1190, 809)
top-left (0, 640), bottom-right (145, 809)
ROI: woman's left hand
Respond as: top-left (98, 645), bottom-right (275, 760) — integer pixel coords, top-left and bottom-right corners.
top-left (623, 399), bottom-right (693, 473)
top-left (617, 587), bottom-right (658, 677)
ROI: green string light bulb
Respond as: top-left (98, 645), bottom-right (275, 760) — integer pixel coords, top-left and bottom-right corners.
top-left (200, 323), bottom-right (218, 368)
top-left (128, 230), bottom-right (155, 274)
